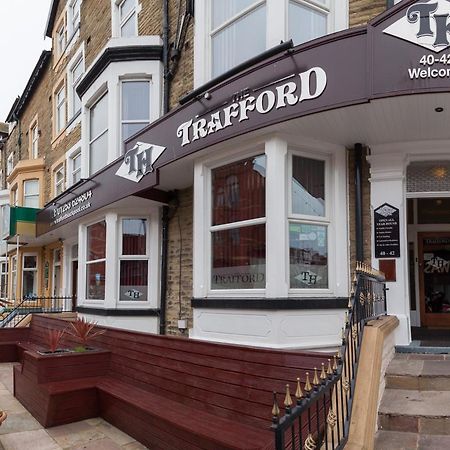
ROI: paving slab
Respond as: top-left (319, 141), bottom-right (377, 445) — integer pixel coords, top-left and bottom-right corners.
top-left (0, 429), bottom-right (62, 450)
top-left (374, 430), bottom-right (418, 450)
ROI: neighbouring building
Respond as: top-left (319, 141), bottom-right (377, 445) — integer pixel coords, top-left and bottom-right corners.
top-left (5, 0), bottom-right (450, 350)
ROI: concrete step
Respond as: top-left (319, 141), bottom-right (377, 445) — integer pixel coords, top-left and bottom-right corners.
top-left (378, 389), bottom-right (450, 434)
top-left (375, 430), bottom-right (450, 450)
top-left (386, 354), bottom-right (450, 390)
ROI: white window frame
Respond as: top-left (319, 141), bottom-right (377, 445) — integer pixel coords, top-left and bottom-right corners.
top-left (23, 179), bottom-right (40, 208)
top-left (120, 78), bottom-right (151, 144)
top-left (22, 253), bottom-right (38, 299)
top-left (56, 22), bottom-right (67, 56)
top-left (68, 0), bottom-right (81, 37)
top-left (11, 187), bottom-right (18, 207)
top-left (65, 141), bottom-right (82, 187)
top-left (287, 149), bottom-right (332, 294)
top-left (55, 85), bottom-right (66, 134)
top-left (67, 49), bottom-right (85, 120)
top-left (88, 91), bottom-right (109, 175)
top-left (31, 123), bottom-right (39, 159)
top-left (0, 261), bottom-right (8, 301)
top-left (7, 153), bottom-right (13, 176)
top-left (194, 0), bottom-right (348, 87)
top-left (54, 164), bottom-right (65, 197)
top-left (10, 255), bottom-right (17, 301)
top-left (84, 219), bottom-right (107, 301)
top-left (193, 135), bottom-right (348, 300)
top-left (53, 249), bottom-right (62, 297)
top-left (117, 0), bottom-right (139, 37)
top-left (118, 217), bottom-right (151, 303)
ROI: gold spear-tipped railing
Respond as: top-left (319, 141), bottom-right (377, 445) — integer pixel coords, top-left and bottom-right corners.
top-left (271, 262), bottom-right (387, 450)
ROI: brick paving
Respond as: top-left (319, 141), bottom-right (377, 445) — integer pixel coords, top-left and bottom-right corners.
top-left (0, 363), bottom-right (148, 450)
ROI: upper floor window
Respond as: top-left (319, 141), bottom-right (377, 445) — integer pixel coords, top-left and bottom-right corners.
top-left (30, 122), bottom-right (39, 159)
top-left (121, 80), bottom-right (150, 142)
top-left (70, 56), bottom-right (84, 118)
top-left (23, 180), bottom-right (40, 208)
top-left (7, 154), bottom-right (13, 176)
top-left (195, 0), bottom-right (346, 85)
top-left (56, 22), bottom-right (67, 56)
top-left (54, 164), bottom-right (65, 197)
top-left (11, 187), bottom-right (18, 207)
top-left (119, 0), bottom-right (138, 37)
top-left (68, 0), bottom-right (81, 36)
top-left (211, 1), bottom-right (266, 78)
top-left (71, 150), bottom-right (82, 184)
top-left (55, 85), bottom-right (66, 134)
top-left (89, 93), bottom-right (108, 175)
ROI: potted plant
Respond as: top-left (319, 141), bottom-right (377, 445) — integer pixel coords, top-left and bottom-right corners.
top-left (38, 328), bottom-right (69, 355)
top-left (66, 317), bottom-right (105, 352)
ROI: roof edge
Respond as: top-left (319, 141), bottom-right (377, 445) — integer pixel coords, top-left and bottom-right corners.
top-left (45, 0), bottom-right (59, 38)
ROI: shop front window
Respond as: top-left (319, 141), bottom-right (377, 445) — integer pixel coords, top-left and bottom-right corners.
top-left (289, 154), bottom-right (328, 289)
top-left (210, 155), bottom-right (266, 289)
top-left (86, 221), bottom-right (106, 300)
top-left (119, 218), bottom-right (149, 301)
top-left (23, 255), bottom-right (38, 298)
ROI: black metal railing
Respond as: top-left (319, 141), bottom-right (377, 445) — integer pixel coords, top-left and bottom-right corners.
top-left (0, 296), bottom-right (75, 328)
top-left (272, 262), bottom-right (387, 450)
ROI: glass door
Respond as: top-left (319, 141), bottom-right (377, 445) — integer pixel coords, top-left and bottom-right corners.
top-left (419, 232), bottom-right (450, 327)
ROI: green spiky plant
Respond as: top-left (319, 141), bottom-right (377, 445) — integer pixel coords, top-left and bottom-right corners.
top-left (66, 317), bottom-right (105, 352)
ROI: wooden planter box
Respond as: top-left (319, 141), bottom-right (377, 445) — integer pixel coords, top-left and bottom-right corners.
top-left (14, 348), bottom-right (111, 427)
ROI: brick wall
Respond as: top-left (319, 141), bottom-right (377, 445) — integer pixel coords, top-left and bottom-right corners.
top-left (165, 187), bottom-right (193, 335)
top-left (350, 0), bottom-right (387, 27)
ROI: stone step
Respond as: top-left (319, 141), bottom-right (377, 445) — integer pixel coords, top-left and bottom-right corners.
top-left (386, 355), bottom-right (450, 390)
top-left (374, 430), bottom-right (450, 449)
top-left (378, 389), bottom-right (450, 434)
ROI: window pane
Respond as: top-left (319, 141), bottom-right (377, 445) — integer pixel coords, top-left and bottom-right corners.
top-left (122, 122), bottom-right (148, 141)
top-left (120, 12), bottom-right (137, 37)
top-left (122, 81), bottom-right (150, 121)
top-left (212, 155), bottom-right (266, 226)
top-left (23, 256), bottom-right (37, 269)
top-left (212, 5), bottom-right (266, 77)
top-left (87, 221), bottom-right (106, 261)
top-left (289, 2), bottom-right (327, 45)
top-left (24, 180), bottom-right (38, 196)
top-left (23, 271), bottom-right (37, 298)
top-left (211, 224), bottom-right (265, 289)
top-left (122, 219), bottom-right (147, 255)
top-left (212, 0), bottom-right (259, 29)
top-left (292, 156), bottom-right (325, 216)
top-left (289, 223), bottom-right (328, 289)
top-left (120, 0), bottom-right (134, 20)
top-left (86, 261), bottom-right (105, 300)
top-left (418, 198), bottom-right (450, 224)
top-left (120, 260), bottom-right (148, 301)
top-left (89, 130), bottom-right (108, 174)
top-left (90, 94), bottom-right (108, 139)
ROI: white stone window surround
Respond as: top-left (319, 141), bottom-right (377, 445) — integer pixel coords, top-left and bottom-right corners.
top-left (65, 141), bottom-right (83, 187)
top-left (80, 54), bottom-right (162, 176)
top-left (194, 0), bottom-right (348, 87)
top-left (193, 134), bottom-right (348, 300)
top-left (66, 43), bottom-right (85, 125)
top-left (77, 206), bottom-right (160, 310)
top-left (111, 0), bottom-right (142, 38)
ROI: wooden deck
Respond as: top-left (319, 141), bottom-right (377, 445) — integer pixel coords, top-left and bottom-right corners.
top-left (1, 314), bottom-right (332, 450)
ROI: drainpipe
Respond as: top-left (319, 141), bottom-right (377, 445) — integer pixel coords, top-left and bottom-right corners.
top-left (159, 206), bottom-right (169, 335)
top-left (162, 0), bottom-right (170, 114)
top-left (354, 143), bottom-right (364, 262)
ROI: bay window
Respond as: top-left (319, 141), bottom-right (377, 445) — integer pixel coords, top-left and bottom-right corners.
top-left (89, 93), bottom-right (108, 175)
top-left (119, 218), bottom-right (149, 301)
top-left (121, 80), bottom-right (150, 142)
top-left (22, 255), bottom-right (38, 298)
top-left (86, 220), bottom-right (106, 300)
top-left (23, 180), bottom-right (40, 208)
top-left (210, 155), bottom-right (266, 290)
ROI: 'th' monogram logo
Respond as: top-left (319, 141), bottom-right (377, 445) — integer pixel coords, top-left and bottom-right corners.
top-left (115, 141), bottom-right (166, 183)
top-left (384, 0), bottom-right (450, 52)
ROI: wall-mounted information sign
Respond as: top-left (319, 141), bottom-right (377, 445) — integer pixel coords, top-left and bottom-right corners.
top-left (374, 203), bottom-right (400, 258)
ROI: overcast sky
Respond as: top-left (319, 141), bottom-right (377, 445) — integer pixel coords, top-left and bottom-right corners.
top-left (0, 0), bottom-right (52, 121)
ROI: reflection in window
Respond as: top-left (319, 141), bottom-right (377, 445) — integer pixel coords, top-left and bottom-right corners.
top-left (121, 81), bottom-right (150, 142)
top-left (211, 155), bottom-right (266, 290)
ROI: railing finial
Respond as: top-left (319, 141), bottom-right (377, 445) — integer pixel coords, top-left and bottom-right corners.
top-left (304, 372), bottom-right (312, 395)
top-left (320, 363), bottom-right (327, 383)
top-left (284, 384), bottom-right (293, 414)
top-left (295, 377), bottom-right (303, 402)
top-left (271, 391), bottom-right (280, 423)
top-left (312, 367), bottom-right (320, 388)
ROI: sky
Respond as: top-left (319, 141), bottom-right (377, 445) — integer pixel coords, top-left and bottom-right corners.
top-left (0, 0), bottom-right (52, 122)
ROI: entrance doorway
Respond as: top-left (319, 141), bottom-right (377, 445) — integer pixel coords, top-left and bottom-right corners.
top-left (407, 197), bottom-right (450, 330)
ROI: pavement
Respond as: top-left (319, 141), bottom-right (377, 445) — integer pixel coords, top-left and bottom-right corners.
top-left (0, 363), bottom-right (148, 450)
